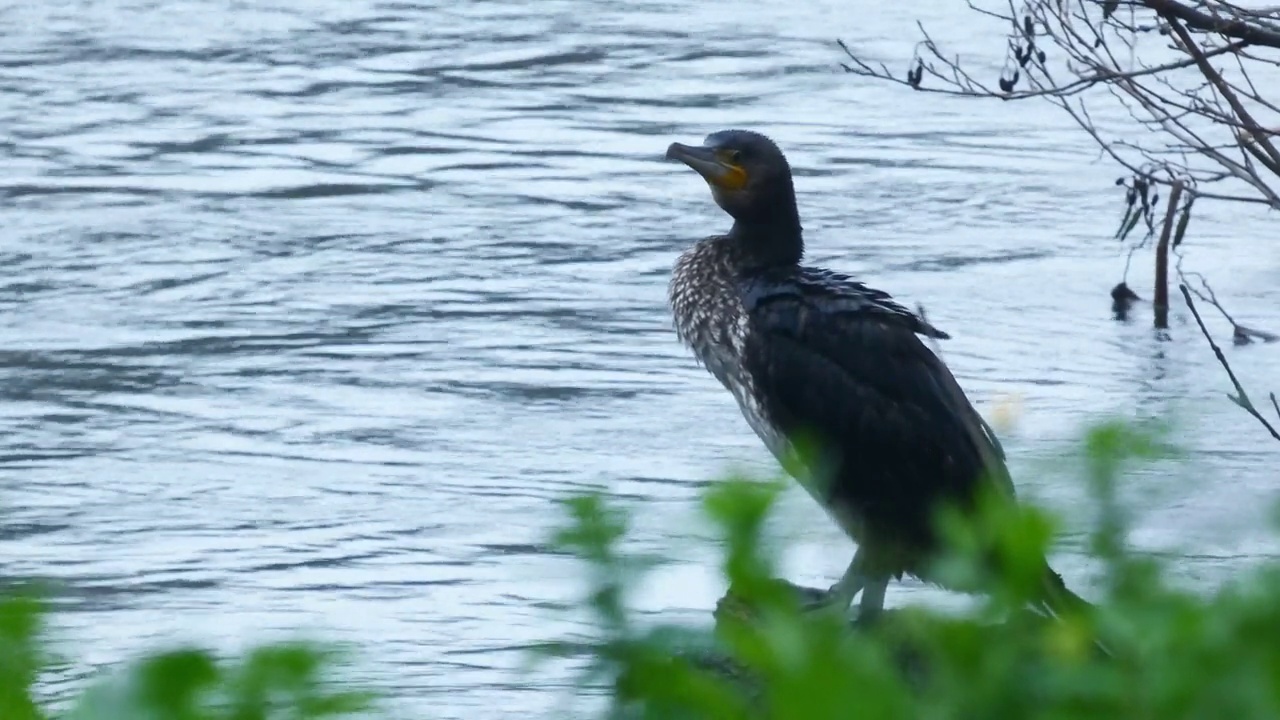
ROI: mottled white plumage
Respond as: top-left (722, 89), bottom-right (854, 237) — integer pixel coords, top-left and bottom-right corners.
top-left (668, 234), bottom-right (949, 499)
top-left (668, 237), bottom-right (788, 460)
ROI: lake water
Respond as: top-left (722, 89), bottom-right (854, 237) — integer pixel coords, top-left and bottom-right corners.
top-left (2, 1), bottom-right (1278, 717)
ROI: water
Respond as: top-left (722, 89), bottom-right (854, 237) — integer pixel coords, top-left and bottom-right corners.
top-left (2, 0), bottom-right (1278, 716)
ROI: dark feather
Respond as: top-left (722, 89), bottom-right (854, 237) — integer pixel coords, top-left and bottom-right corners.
top-left (740, 268), bottom-right (1012, 573)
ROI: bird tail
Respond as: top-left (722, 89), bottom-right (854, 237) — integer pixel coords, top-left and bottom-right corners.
top-left (1031, 566), bottom-right (1113, 658)
top-left (1034, 566), bottom-right (1093, 618)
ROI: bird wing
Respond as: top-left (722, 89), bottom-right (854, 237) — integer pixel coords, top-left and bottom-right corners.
top-left (739, 271), bottom-right (1015, 532)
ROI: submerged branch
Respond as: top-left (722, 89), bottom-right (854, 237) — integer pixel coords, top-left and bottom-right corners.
top-left (1179, 284), bottom-right (1280, 442)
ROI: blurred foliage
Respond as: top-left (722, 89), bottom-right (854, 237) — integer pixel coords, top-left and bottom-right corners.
top-left (64, 642), bottom-right (373, 720)
top-left (5, 416), bottom-right (1280, 719)
top-left (0, 585), bottom-right (373, 720)
top-left (550, 417), bottom-right (1280, 719)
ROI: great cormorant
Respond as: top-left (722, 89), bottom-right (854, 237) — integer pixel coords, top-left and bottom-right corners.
top-left (664, 129), bottom-right (1090, 621)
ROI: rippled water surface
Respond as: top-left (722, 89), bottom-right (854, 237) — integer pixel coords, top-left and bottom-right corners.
top-left (3, 1), bottom-right (1279, 717)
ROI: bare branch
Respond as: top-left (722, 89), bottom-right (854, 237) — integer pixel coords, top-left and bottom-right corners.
top-left (1165, 16), bottom-right (1280, 172)
top-left (1140, 0), bottom-right (1280, 49)
top-left (838, 0), bottom-right (1280, 209)
top-left (837, 38), bottom-right (1246, 100)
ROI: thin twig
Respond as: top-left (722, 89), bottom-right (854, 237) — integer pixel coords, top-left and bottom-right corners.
top-left (1179, 284), bottom-right (1280, 442)
top-left (837, 37), bottom-right (1245, 100)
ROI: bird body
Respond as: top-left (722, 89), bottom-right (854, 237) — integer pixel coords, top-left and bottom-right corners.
top-left (669, 233), bottom-right (1000, 581)
top-left (664, 129), bottom-right (1091, 621)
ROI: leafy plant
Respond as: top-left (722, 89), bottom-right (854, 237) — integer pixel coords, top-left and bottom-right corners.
top-left (0, 586), bottom-right (373, 720)
top-left (549, 417), bottom-right (1280, 719)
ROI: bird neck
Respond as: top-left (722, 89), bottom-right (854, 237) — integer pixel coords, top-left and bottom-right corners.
top-left (728, 205), bottom-right (803, 270)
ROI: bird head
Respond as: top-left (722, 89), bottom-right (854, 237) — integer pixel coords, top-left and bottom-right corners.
top-left (665, 129), bottom-right (797, 224)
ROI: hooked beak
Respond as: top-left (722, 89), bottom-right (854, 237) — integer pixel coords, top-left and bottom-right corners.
top-left (665, 142), bottom-right (748, 191)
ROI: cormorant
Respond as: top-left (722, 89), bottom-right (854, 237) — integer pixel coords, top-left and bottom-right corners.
top-left (664, 129), bottom-right (1090, 621)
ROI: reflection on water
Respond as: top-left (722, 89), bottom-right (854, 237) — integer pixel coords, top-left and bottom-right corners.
top-left (1, 1), bottom-right (1277, 717)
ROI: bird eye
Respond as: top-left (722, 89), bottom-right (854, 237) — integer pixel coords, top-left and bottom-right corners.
top-left (728, 149), bottom-right (743, 163)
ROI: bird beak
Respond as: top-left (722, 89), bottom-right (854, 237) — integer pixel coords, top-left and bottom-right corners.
top-left (665, 142), bottom-right (748, 191)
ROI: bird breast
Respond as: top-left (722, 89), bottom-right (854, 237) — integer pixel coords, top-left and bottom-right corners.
top-left (668, 240), bottom-right (794, 467)
top-left (668, 240), bottom-right (745, 376)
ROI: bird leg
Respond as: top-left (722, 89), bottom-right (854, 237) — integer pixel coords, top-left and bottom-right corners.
top-left (802, 549), bottom-right (866, 613)
top-left (803, 550), bottom-right (890, 626)
top-left (855, 576), bottom-right (888, 625)
top-left (825, 550), bottom-right (867, 609)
